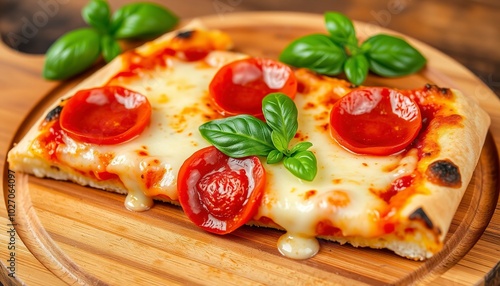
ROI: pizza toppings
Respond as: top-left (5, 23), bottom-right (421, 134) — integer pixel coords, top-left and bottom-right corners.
top-left (170, 29), bottom-right (233, 61)
top-left (329, 87), bottom-right (422, 156)
top-left (209, 58), bottom-right (297, 118)
top-left (10, 18), bottom-right (490, 263)
top-left (200, 93), bottom-right (317, 181)
top-left (60, 86), bottom-right (151, 145)
top-left (426, 159), bottom-right (462, 188)
top-left (110, 48), bottom-right (176, 81)
top-left (177, 146), bottom-right (265, 234)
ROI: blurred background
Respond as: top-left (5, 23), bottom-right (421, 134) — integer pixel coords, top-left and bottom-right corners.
top-left (0, 0), bottom-right (498, 96)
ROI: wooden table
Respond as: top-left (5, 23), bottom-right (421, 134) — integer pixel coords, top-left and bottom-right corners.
top-left (0, 1), bottom-right (499, 285)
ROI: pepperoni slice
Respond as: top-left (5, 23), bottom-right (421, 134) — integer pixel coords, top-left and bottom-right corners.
top-left (329, 87), bottom-right (422, 155)
top-left (60, 86), bottom-right (151, 145)
top-left (209, 57), bottom-right (297, 118)
top-left (177, 146), bottom-right (266, 234)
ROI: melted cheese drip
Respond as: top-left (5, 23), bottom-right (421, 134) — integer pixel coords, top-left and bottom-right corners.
top-left (53, 50), bottom-right (418, 257)
top-left (253, 88), bottom-right (419, 259)
top-left (278, 233), bottom-right (319, 260)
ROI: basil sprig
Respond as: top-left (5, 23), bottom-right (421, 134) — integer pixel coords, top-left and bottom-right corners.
top-left (200, 93), bottom-right (318, 181)
top-left (279, 12), bottom-right (426, 86)
top-left (43, 0), bottom-right (178, 80)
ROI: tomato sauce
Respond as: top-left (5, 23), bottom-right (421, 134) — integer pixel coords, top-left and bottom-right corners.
top-left (380, 175), bottom-right (414, 203)
top-left (109, 48), bottom-right (176, 82)
top-left (34, 120), bottom-right (120, 182)
top-left (35, 120), bottom-right (64, 161)
top-left (368, 85), bottom-right (462, 231)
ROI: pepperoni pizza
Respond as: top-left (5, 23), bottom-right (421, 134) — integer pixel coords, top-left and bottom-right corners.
top-left (7, 21), bottom-right (490, 260)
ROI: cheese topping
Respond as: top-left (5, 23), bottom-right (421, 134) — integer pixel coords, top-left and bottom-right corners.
top-left (54, 51), bottom-right (247, 211)
top-left (29, 50), bottom-right (419, 258)
top-left (256, 87), bottom-right (419, 258)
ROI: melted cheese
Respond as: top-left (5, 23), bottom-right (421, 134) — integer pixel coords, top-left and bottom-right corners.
top-left (256, 88), bottom-right (419, 258)
top-left (55, 51), bottom-right (247, 210)
top-left (29, 50), bottom-right (420, 259)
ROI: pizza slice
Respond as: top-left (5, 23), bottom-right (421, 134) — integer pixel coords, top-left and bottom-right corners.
top-left (7, 21), bottom-right (490, 260)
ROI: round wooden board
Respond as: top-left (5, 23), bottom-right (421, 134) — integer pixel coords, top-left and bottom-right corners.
top-left (5, 12), bottom-right (500, 285)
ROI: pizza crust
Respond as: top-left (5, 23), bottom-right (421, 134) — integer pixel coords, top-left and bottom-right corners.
top-left (400, 89), bottom-right (490, 246)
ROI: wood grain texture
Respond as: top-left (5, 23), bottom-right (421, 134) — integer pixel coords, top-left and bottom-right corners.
top-left (1, 12), bottom-right (500, 286)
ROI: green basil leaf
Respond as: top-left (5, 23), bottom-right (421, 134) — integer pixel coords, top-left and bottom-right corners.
top-left (361, 34), bottom-right (427, 77)
top-left (271, 131), bottom-right (289, 153)
top-left (101, 35), bottom-right (122, 63)
top-left (267, 150), bottom-right (284, 164)
top-left (290, 142), bottom-right (313, 155)
top-left (43, 28), bottom-right (101, 80)
top-left (262, 93), bottom-right (298, 143)
top-left (324, 11), bottom-right (357, 46)
top-left (283, 151), bottom-right (317, 181)
top-left (344, 54), bottom-right (369, 86)
top-left (279, 34), bottom-right (347, 75)
top-left (199, 115), bottom-right (274, 157)
top-left (111, 3), bottom-right (178, 39)
top-left (82, 0), bottom-right (111, 32)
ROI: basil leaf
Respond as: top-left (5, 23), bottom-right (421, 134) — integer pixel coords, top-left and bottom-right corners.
top-left (82, 0), bottom-right (111, 33)
top-left (362, 34), bottom-right (426, 77)
top-left (43, 28), bottom-right (101, 80)
top-left (267, 150), bottom-right (284, 164)
top-left (290, 142), bottom-right (313, 155)
top-left (101, 35), bottom-right (122, 63)
top-left (324, 11), bottom-right (357, 46)
top-left (344, 54), bottom-right (369, 86)
top-left (262, 93), bottom-right (298, 143)
top-left (279, 34), bottom-right (346, 75)
top-left (271, 131), bottom-right (289, 153)
top-left (199, 115), bottom-right (275, 157)
top-left (111, 3), bottom-right (178, 39)
top-left (283, 151), bottom-right (317, 181)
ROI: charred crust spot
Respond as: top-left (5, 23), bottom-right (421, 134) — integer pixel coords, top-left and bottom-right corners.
top-left (409, 208), bottom-right (441, 234)
top-left (43, 98), bottom-right (70, 125)
top-left (423, 84), bottom-right (452, 98)
top-left (176, 30), bottom-right (194, 39)
top-left (424, 84), bottom-right (439, 92)
top-left (44, 105), bottom-right (63, 122)
top-left (440, 87), bottom-right (450, 95)
top-left (426, 159), bottom-right (462, 188)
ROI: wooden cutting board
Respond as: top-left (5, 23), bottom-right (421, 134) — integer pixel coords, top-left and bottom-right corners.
top-left (1, 12), bottom-right (500, 286)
